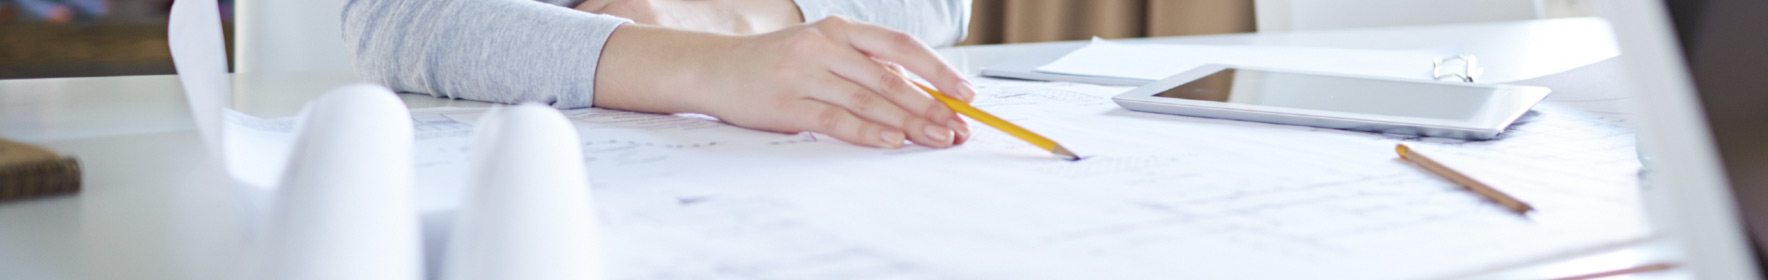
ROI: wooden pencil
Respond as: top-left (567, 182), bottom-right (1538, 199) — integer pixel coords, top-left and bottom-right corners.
top-left (1396, 144), bottom-right (1532, 215)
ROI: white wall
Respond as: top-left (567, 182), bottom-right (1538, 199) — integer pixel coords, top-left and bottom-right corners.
top-left (233, 0), bottom-right (352, 73)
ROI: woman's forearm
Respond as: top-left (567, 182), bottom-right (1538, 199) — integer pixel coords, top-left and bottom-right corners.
top-left (344, 0), bottom-right (979, 149)
top-left (579, 0), bottom-right (972, 46)
top-left (577, 0), bottom-right (804, 35)
top-left (591, 24), bottom-right (739, 113)
top-left (592, 17), bottom-right (980, 148)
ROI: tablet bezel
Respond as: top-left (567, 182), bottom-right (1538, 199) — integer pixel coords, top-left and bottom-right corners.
top-left (1111, 64), bottom-right (1551, 140)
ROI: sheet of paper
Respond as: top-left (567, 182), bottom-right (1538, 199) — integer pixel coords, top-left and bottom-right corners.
top-left (1035, 38), bottom-right (1453, 82)
top-left (289, 77), bottom-right (1641, 280)
top-left (1507, 57), bottom-right (1635, 118)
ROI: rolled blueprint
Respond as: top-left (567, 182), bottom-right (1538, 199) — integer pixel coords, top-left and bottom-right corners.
top-left (443, 104), bottom-right (604, 280)
top-left (255, 84), bottom-right (422, 280)
top-left (168, 0), bottom-right (229, 159)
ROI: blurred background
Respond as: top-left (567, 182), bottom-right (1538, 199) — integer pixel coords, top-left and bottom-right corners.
top-left (1, 0), bottom-right (232, 79)
top-left (0, 0), bottom-right (1587, 80)
top-left (960, 0), bottom-right (1590, 44)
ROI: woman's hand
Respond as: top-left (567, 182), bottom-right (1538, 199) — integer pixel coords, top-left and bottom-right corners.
top-left (594, 16), bottom-right (977, 148)
top-left (575, 0), bottom-right (802, 35)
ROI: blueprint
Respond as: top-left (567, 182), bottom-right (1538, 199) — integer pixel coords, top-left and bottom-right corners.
top-left (224, 77), bottom-right (1651, 280)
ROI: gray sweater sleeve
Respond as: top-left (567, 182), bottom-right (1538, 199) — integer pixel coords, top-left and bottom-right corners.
top-left (794, 0), bottom-right (973, 47)
top-left (341, 0), bottom-right (628, 108)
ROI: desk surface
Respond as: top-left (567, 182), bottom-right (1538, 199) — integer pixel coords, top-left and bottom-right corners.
top-left (0, 18), bottom-right (1679, 280)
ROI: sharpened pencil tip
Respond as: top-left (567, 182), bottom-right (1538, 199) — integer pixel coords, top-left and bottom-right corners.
top-left (1514, 205), bottom-right (1536, 216)
top-left (1052, 145), bottom-right (1081, 161)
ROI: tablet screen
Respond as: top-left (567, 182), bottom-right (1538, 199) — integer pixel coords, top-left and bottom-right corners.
top-left (1152, 69), bottom-right (1503, 121)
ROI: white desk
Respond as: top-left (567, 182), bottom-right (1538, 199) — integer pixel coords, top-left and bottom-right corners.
top-left (0, 18), bottom-right (1678, 279)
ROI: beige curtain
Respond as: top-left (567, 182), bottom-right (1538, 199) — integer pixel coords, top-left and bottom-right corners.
top-left (961, 0), bottom-right (1256, 45)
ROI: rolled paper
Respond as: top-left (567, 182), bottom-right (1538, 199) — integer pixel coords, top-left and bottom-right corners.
top-left (257, 84), bottom-right (422, 280)
top-left (444, 104), bottom-right (604, 280)
top-left (168, 0), bottom-right (230, 159)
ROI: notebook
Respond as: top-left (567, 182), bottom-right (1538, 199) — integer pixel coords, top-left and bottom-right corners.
top-left (0, 137), bottom-right (81, 202)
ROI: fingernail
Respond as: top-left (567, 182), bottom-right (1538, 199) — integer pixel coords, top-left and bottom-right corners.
top-left (925, 125), bottom-right (951, 142)
top-left (960, 81), bottom-right (979, 101)
top-left (948, 119), bottom-right (970, 144)
top-left (880, 130), bottom-right (904, 148)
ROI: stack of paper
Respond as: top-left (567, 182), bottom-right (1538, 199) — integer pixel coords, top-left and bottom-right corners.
top-left (223, 76), bottom-right (1650, 279)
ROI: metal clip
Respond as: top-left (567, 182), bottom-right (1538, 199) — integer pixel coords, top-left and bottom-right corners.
top-left (1432, 55), bottom-right (1483, 83)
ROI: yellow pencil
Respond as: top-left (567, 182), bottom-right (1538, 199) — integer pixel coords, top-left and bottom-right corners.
top-left (910, 82), bottom-right (1080, 161)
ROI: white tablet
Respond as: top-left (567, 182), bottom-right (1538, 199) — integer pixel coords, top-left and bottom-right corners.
top-left (1112, 64), bottom-right (1550, 140)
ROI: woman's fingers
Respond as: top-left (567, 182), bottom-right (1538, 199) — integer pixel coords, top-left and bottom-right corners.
top-left (814, 17), bottom-right (976, 103)
top-left (949, 113), bottom-right (970, 145)
top-left (820, 42), bottom-right (958, 125)
top-left (785, 99), bottom-right (905, 148)
top-left (807, 73), bottom-right (955, 147)
top-left (871, 60), bottom-right (970, 145)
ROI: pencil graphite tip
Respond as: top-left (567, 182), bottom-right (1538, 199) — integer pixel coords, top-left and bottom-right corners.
top-left (1510, 206), bottom-right (1537, 220)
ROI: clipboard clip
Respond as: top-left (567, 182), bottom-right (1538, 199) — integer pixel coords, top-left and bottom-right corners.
top-left (1432, 55), bottom-right (1483, 83)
